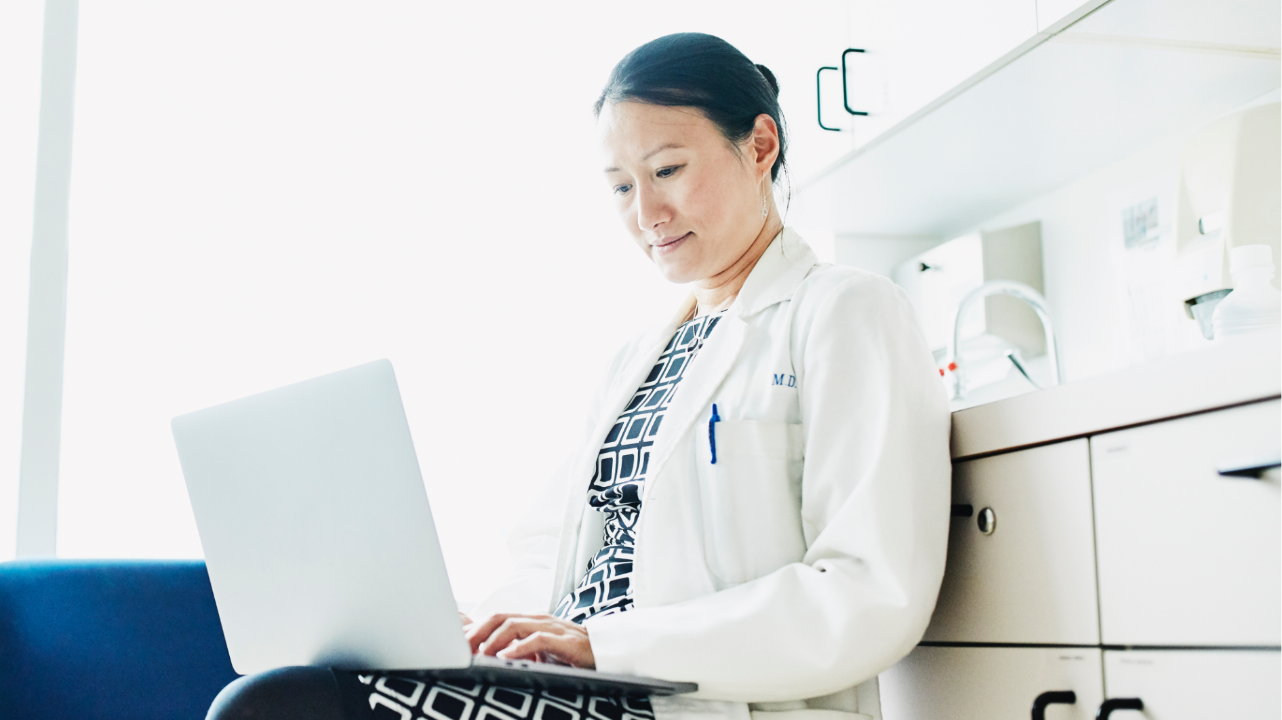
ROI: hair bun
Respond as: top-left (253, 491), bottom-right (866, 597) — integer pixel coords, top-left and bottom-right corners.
top-left (755, 63), bottom-right (780, 98)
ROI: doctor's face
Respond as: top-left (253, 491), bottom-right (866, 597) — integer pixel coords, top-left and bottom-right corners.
top-left (599, 101), bottom-right (770, 285)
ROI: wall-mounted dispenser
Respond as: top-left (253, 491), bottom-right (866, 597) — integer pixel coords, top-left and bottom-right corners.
top-left (1175, 102), bottom-right (1281, 340)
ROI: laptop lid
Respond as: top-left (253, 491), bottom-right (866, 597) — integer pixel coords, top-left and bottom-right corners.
top-left (173, 359), bottom-right (471, 675)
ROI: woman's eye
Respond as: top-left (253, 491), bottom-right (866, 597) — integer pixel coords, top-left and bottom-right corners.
top-left (656, 166), bottom-right (681, 178)
top-left (613, 184), bottom-right (633, 195)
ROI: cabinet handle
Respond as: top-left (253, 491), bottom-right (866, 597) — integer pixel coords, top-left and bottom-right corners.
top-left (977, 506), bottom-right (997, 535)
top-left (841, 48), bottom-right (871, 116)
top-left (1097, 698), bottom-right (1143, 719)
top-left (950, 504), bottom-right (974, 517)
top-left (1217, 453), bottom-right (1281, 479)
top-left (1031, 691), bottom-right (1076, 720)
top-left (816, 66), bottom-right (843, 131)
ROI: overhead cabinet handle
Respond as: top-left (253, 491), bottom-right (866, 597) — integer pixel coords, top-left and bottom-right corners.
top-left (817, 48), bottom-right (871, 130)
top-left (1097, 698), bottom-right (1144, 719)
top-left (1217, 453), bottom-right (1281, 479)
top-left (815, 66), bottom-right (846, 130)
top-left (1032, 691), bottom-right (1076, 720)
top-left (841, 48), bottom-right (870, 116)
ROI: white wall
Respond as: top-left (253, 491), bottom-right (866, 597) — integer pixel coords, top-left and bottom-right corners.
top-left (830, 89), bottom-right (1281, 387)
top-left (0, 1), bottom-right (45, 563)
top-left (833, 235), bottom-right (942, 277)
top-left (48, 0), bottom-right (854, 607)
top-left (955, 88), bottom-right (1281, 383)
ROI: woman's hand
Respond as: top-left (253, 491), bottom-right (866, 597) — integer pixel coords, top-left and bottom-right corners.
top-left (465, 613), bottom-right (595, 669)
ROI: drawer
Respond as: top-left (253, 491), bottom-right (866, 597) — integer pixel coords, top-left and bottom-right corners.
top-left (924, 439), bottom-right (1099, 644)
top-left (1092, 399), bottom-right (1281, 646)
top-left (880, 645), bottom-right (1104, 720)
top-left (1101, 650), bottom-right (1280, 719)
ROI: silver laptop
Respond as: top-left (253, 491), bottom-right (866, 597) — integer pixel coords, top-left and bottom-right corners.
top-left (172, 359), bottom-right (695, 697)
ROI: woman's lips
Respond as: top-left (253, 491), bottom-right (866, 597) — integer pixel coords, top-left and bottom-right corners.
top-left (653, 232), bottom-right (691, 255)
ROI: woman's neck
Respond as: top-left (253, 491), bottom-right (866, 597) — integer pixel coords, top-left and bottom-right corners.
top-left (692, 214), bottom-right (784, 316)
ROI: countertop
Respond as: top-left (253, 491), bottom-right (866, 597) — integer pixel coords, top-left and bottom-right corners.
top-left (950, 333), bottom-right (1281, 460)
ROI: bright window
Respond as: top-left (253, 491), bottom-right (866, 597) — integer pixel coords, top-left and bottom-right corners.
top-left (0, 1), bottom-right (45, 562)
top-left (54, 1), bottom-right (847, 605)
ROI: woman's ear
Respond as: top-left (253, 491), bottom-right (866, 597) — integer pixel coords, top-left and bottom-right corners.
top-left (749, 114), bottom-right (780, 181)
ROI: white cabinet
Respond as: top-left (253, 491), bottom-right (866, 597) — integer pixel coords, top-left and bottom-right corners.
top-left (924, 439), bottom-right (1099, 644)
top-left (880, 646), bottom-right (1104, 720)
top-left (1036, 0), bottom-right (1091, 31)
top-left (881, 395), bottom-right (1280, 720)
top-left (1067, 0), bottom-right (1282, 48)
top-left (793, 0), bottom-right (1282, 239)
top-left (839, 0), bottom-right (1039, 151)
top-left (1101, 650), bottom-right (1281, 719)
top-left (1091, 399), bottom-right (1281, 646)
top-left (803, 0), bottom-right (1040, 175)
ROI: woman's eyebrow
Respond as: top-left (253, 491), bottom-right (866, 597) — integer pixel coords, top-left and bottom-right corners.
top-left (642, 142), bottom-right (683, 160)
top-left (603, 143), bottom-right (686, 173)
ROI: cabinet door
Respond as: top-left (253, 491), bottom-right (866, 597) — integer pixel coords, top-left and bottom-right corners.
top-left (1092, 399), bottom-right (1281, 646)
top-left (843, 0), bottom-right (1038, 150)
top-left (924, 439), bottom-right (1099, 644)
top-left (1036, 0), bottom-right (1092, 31)
top-left (880, 646), bottom-right (1103, 720)
top-left (1101, 650), bottom-right (1281, 719)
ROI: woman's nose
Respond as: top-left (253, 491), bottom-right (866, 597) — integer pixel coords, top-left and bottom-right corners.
top-left (634, 184), bottom-right (671, 232)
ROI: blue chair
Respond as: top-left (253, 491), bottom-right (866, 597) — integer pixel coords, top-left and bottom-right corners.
top-left (0, 560), bottom-right (239, 720)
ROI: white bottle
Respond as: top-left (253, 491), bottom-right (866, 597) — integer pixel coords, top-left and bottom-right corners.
top-left (1212, 244), bottom-right (1282, 339)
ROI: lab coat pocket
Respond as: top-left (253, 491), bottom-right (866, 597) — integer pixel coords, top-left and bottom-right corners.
top-left (695, 419), bottom-right (806, 586)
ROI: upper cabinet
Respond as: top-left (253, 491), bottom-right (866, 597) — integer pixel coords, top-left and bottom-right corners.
top-left (1038, 0), bottom-right (1090, 30)
top-left (1068, 0), bottom-right (1282, 48)
top-left (842, 0), bottom-right (1039, 149)
top-left (800, 0), bottom-right (1042, 177)
top-left (1035, 0), bottom-right (1132, 32)
top-left (790, 0), bottom-right (1282, 239)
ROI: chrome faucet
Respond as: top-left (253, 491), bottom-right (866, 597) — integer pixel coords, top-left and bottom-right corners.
top-left (948, 280), bottom-right (1063, 401)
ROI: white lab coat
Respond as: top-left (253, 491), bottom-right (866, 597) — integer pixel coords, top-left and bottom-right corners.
top-left (473, 228), bottom-right (951, 720)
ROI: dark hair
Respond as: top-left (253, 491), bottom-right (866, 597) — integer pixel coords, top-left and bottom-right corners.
top-left (594, 33), bottom-right (788, 184)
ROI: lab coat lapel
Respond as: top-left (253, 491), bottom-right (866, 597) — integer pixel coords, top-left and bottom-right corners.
top-left (643, 313), bottom-right (748, 497)
top-left (642, 228), bottom-right (816, 494)
top-left (549, 297), bottom-right (697, 603)
top-left (552, 230), bottom-right (821, 605)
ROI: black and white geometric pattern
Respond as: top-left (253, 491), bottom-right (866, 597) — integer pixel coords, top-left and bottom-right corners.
top-left (552, 311), bottom-right (723, 623)
top-left (347, 312), bottom-right (722, 720)
top-left (358, 674), bottom-right (655, 720)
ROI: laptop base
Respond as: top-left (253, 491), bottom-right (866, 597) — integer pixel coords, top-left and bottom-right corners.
top-left (392, 656), bottom-right (697, 698)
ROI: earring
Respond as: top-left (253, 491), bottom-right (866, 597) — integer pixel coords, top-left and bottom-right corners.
top-left (761, 190), bottom-right (769, 218)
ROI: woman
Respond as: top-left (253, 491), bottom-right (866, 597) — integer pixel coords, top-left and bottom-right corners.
top-left (209, 32), bottom-right (950, 720)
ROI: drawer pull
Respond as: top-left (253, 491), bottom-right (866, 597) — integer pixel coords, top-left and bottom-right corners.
top-left (1031, 690), bottom-right (1076, 720)
top-left (1097, 698), bottom-right (1143, 719)
top-left (977, 507), bottom-right (997, 535)
top-left (1217, 453), bottom-right (1281, 479)
top-left (951, 504), bottom-right (974, 517)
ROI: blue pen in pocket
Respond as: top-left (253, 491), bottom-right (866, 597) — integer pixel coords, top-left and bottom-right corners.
top-left (708, 403), bottom-right (720, 464)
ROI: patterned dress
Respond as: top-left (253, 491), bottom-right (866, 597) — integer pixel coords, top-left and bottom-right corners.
top-left (352, 313), bottom-right (721, 720)
top-left (553, 311), bottom-right (722, 623)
